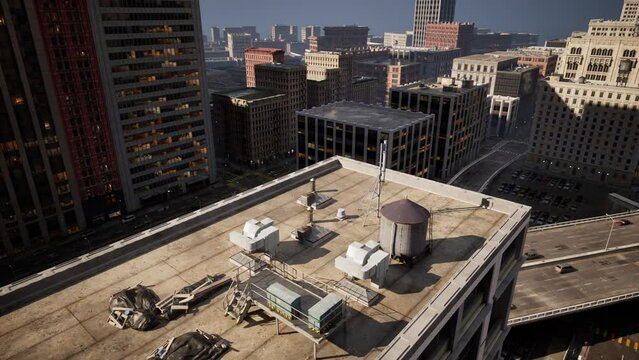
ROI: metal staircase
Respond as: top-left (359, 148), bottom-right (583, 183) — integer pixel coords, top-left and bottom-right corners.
top-left (223, 279), bottom-right (252, 324)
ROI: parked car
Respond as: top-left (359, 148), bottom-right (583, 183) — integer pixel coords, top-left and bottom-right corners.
top-left (614, 219), bottom-right (632, 226)
top-left (524, 249), bottom-right (542, 260)
top-left (554, 264), bottom-right (576, 274)
top-left (121, 214), bottom-right (136, 223)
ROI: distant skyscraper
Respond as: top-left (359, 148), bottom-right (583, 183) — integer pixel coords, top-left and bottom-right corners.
top-left (223, 26), bottom-right (259, 41)
top-left (245, 48), bottom-right (285, 87)
top-left (413, 0), bottom-right (457, 47)
top-left (424, 22), bottom-right (474, 55)
top-left (620, 0), bottom-right (639, 22)
top-left (271, 24), bottom-right (298, 42)
top-left (300, 26), bottom-right (321, 42)
top-left (228, 33), bottom-right (254, 59)
top-left (210, 26), bottom-right (221, 45)
top-left (87, 0), bottom-right (215, 211)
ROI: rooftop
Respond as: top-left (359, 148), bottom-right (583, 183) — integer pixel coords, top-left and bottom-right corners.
top-left (454, 53), bottom-right (520, 63)
top-left (395, 77), bottom-right (485, 96)
top-left (0, 157), bottom-right (528, 360)
top-left (210, 88), bottom-right (285, 101)
top-left (511, 212), bottom-right (639, 322)
top-left (254, 63), bottom-right (306, 71)
top-left (245, 48), bottom-right (285, 54)
top-left (298, 101), bottom-right (430, 131)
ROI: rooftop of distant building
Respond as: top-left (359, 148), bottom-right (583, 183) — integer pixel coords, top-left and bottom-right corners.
top-left (245, 47), bottom-right (285, 54)
top-left (211, 87), bottom-right (285, 101)
top-left (454, 53), bottom-right (520, 62)
top-left (254, 63), bottom-right (306, 71)
top-left (299, 101), bottom-right (430, 130)
top-left (395, 77), bottom-right (485, 96)
top-left (0, 157), bottom-right (528, 360)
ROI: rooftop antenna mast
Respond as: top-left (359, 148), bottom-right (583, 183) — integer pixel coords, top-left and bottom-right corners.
top-left (363, 140), bottom-right (388, 227)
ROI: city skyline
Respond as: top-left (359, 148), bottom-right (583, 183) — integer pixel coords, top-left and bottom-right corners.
top-left (201, 0), bottom-right (623, 42)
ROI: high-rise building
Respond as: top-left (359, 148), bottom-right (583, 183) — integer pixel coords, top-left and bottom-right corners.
top-left (350, 77), bottom-right (378, 104)
top-left (354, 59), bottom-right (421, 105)
top-left (244, 48), bottom-right (285, 88)
top-left (306, 68), bottom-right (341, 107)
top-left (424, 22), bottom-right (475, 55)
top-left (227, 33), bottom-right (254, 59)
top-left (271, 24), bottom-right (297, 42)
top-left (300, 25), bottom-right (321, 43)
top-left (87, 0), bottom-right (215, 210)
top-left (223, 26), bottom-right (259, 42)
top-left (501, 48), bottom-right (559, 77)
top-left (309, 26), bottom-right (369, 52)
top-left (210, 26), bottom-right (221, 45)
top-left (255, 63), bottom-right (307, 154)
top-left (306, 51), bottom-right (354, 100)
top-left (383, 31), bottom-right (414, 47)
top-left (389, 47), bottom-right (462, 80)
top-left (211, 88), bottom-right (287, 165)
top-left (390, 77), bottom-right (489, 180)
top-left (620, 0), bottom-right (639, 22)
top-left (413, 0), bottom-right (457, 47)
top-left (529, 0), bottom-right (639, 186)
top-left (297, 102), bottom-right (435, 176)
top-left (488, 95), bottom-right (520, 138)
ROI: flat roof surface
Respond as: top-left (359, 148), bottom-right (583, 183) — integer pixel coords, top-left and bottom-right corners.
top-left (511, 213), bottom-right (639, 319)
top-left (211, 88), bottom-right (285, 101)
top-left (254, 63), bottom-right (305, 71)
top-left (396, 80), bottom-right (482, 96)
top-left (455, 53), bottom-right (519, 62)
top-left (298, 101), bottom-right (430, 131)
top-left (0, 158), bottom-right (526, 360)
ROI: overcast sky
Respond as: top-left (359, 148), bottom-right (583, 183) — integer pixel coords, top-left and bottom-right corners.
top-left (200, 0), bottom-right (623, 42)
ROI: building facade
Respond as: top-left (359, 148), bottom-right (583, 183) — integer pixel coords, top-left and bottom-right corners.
top-left (227, 33), bottom-right (253, 59)
top-left (621, 0), bottom-right (639, 22)
top-left (390, 78), bottom-right (489, 180)
top-left (383, 31), bottom-right (414, 47)
top-left (271, 24), bottom-right (297, 42)
top-left (87, 0), bottom-right (215, 211)
top-left (255, 63), bottom-right (307, 155)
top-left (296, 102), bottom-right (435, 177)
top-left (452, 53), bottom-right (520, 95)
top-left (413, 0), bottom-right (457, 47)
top-left (390, 47), bottom-right (462, 81)
top-left (223, 26), bottom-right (259, 42)
top-left (309, 26), bottom-right (369, 52)
top-left (354, 59), bottom-right (421, 105)
top-left (245, 48), bottom-right (285, 87)
top-left (211, 89), bottom-right (287, 165)
top-left (306, 68), bottom-right (341, 108)
top-left (305, 51), bottom-right (354, 100)
top-left (210, 26), bottom-right (221, 45)
top-left (503, 48), bottom-right (559, 77)
top-left (424, 22), bottom-right (475, 55)
top-left (351, 76), bottom-right (378, 105)
top-left (488, 95), bottom-right (520, 138)
top-left (300, 25), bottom-right (321, 43)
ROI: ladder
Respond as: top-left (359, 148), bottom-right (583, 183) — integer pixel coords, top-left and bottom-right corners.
top-left (223, 280), bottom-right (252, 324)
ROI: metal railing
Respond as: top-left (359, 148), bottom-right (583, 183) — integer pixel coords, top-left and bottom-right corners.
top-left (529, 209), bottom-right (639, 232)
top-left (508, 290), bottom-right (639, 326)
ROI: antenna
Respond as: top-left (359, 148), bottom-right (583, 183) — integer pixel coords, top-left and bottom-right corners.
top-left (362, 140), bottom-right (388, 227)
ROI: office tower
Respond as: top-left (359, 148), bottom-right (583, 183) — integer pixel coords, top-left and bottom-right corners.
top-left (390, 77), bottom-right (489, 180)
top-left (529, 0), bottom-right (639, 186)
top-left (271, 24), bottom-right (298, 42)
top-left (255, 63), bottom-right (307, 154)
top-left (210, 26), bottom-right (221, 45)
top-left (503, 48), bottom-right (559, 77)
top-left (493, 66), bottom-right (539, 99)
top-left (87, 0), bottom-right (215, 211)
top-left (211, 89), bottom-right (287, 165)
top-left (413, 0), bottom-right (457, 47)
top-left (488, 96), bottom-right (520, 138)
top-left (306, 51), bottom-right (354, 100)
top-left (383, 31), bottom-right (414, 47)
top-left (309, 26), bottom-right (369, 52)
top-left (0, 0), bottom-right (125, 256)
top-left (620, 0), bottom-right (639, 22)
top-left (350, 77), bottom-right (378, 104)
top-left (300, 25), bottom-right (321, 42)
top-left (307, 68), bottom-right (341, 107)
top-left (227, 33), bottom-right (254, 59)
top-left (424, 22), bottom-right (475, 55)
top-left (223, 26), bottom-right (259, 41)
top-left (451, 53), bottom-right (520, 95)
top-left (296, 102), bottom-right (434, 176)
top-left (389, 47), bottom-right (462, 80)
top-left (245, 48), bottom-right (285, 87)
top-left (354, 59), bottom-right (421, 105)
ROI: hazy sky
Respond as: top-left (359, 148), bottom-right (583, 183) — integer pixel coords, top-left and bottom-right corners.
top-left (200, 0), bottom-right (623, 42)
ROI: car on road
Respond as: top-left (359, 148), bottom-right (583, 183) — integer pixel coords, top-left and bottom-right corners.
top-left (554, 264), bottom-right (576, 274)
top-left (121, 215), bottom-right (136, 223)
top-left (614, 219), bottom-right (632, 226)
top-left (524, 249), bottom-right (542, 260)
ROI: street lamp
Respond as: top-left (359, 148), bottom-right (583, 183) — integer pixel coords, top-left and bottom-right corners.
top-left (604, 213), bottom-right (615, 250)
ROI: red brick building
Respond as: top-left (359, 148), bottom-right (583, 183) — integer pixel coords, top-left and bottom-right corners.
top-left (424, 22), bottom-right (475, 55)
top-left (245, 48), bottom-right (285, 87)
